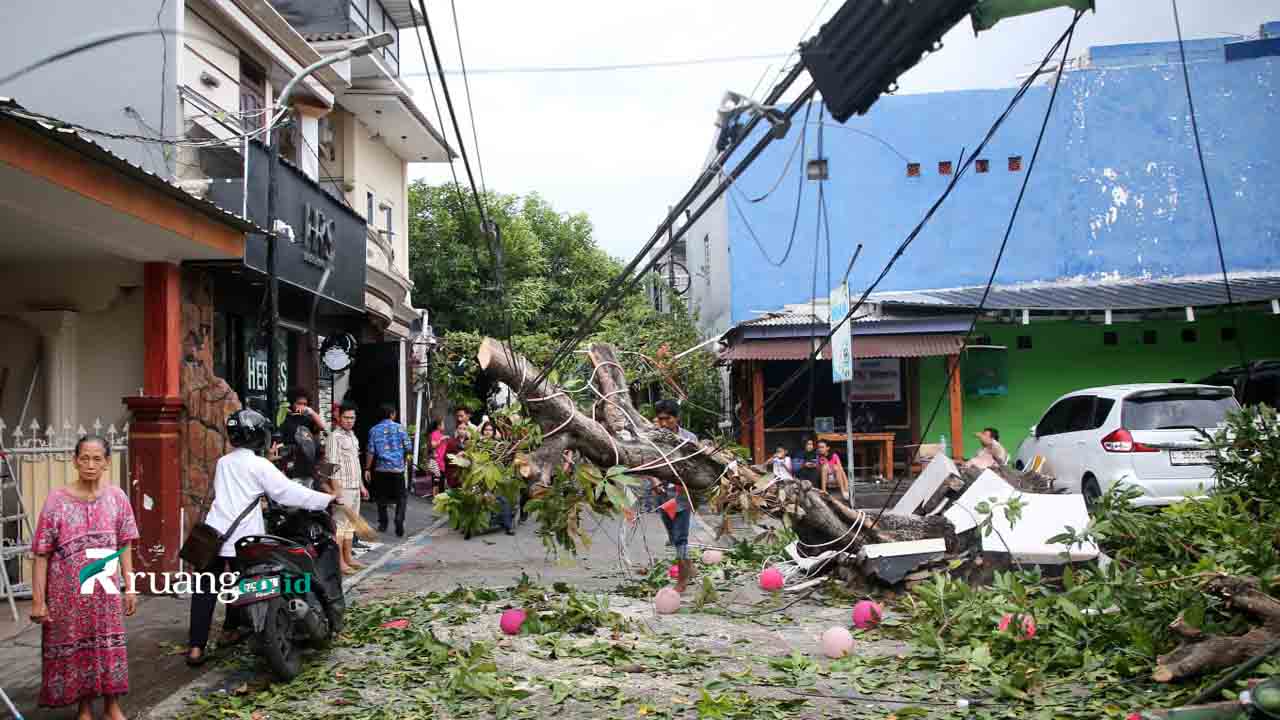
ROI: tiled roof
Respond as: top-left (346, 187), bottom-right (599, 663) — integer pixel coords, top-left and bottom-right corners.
top-left (0, 98), bottom-right (261, 233)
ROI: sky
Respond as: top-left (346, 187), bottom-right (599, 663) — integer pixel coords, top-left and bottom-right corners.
top-left (399, 0), bottom-right (1278, 260)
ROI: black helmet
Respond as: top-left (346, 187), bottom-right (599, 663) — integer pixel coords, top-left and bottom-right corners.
top-left (226, 409), bottom-right (271, 450)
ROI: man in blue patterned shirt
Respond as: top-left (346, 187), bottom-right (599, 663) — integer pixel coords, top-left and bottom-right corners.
top-left (364, 403), bottom-right (412, 536)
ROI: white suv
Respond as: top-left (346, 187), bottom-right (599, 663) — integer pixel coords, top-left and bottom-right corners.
top-left (1013, 384), bottom-right (1238, 507)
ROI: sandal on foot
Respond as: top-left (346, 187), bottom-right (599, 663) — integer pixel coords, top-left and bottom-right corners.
top-left (185, 647), bottom-right (207, 666)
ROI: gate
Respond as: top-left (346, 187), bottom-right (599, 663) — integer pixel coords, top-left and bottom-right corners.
top-left (0, 418), bottom-right (129, 592)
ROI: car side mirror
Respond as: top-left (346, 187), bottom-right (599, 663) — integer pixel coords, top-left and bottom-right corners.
top-left (1028, 425), bottom-right (1038, 438)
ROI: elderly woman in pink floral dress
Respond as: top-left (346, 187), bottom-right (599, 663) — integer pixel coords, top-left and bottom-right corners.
top-left (29, 435), bottom-right (139, 720)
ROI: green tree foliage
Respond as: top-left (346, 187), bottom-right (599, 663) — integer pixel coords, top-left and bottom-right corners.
top-left (408, 181), bottom-right (617, 341)
top-left (409, 182), bottom-right (722, 435)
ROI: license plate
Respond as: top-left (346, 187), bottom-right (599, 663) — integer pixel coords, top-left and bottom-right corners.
top-left (231, 575), bottom-right (281, 606)
top-left (1169, 449), bottom-right (1213, 466)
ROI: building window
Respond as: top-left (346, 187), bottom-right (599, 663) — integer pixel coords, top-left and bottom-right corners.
top-left (1103, 331), bottom-right (1118, 346)
top-left (938, 161), bottom-right (953, 176)
top-left (976, 158), bottom-right (989, 173)
top-left (367, 192), bottom-right (375, 222)
top-left (1221, 327), bottom-right (1238, 342)
top-left (1016, 335), bottom-right (1032, 350)
top-left (384, 205), bottom-right (393, 235)
top-left (906, 162), bottom-right (920, 177)
top-left (1182, 328), bottom-right (1198, 343)
top-left (1143, 330), bottom-right (1158, 345)
top-left (1008, 156), bottom-right (1023, 172)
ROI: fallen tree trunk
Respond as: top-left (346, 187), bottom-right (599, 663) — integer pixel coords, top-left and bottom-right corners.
top-left (1153, 575), bottom-right (1280, 683)
top-left (478, 338), bottom-right (761, 493)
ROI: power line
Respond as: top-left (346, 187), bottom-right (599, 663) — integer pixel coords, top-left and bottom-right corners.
top-left (400, 52), bottom-right (793, 76)
top-left (873, 11), bottom-right (1082, 527)
top-left (406, 1), bottom-right (469, 218)
top-left (722, 100), bottom-right (813, 268)
top-left (706, 13), bottom-right (1082, 472)
top-left (1171, 0), bottom-right (1249, 374)
top-left (522, 62), bottom-right (813, 393)
top-left (416, 0), bottom-right (488, 227)
top-left (449, 0), bottom-right (489, 198)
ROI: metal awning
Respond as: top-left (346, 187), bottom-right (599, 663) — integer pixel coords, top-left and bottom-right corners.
top-left (721, 334), bottom-right (965, 361)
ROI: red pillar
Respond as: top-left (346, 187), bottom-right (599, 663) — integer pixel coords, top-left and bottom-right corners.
top-left (124, 263), bottom-right (184, 577)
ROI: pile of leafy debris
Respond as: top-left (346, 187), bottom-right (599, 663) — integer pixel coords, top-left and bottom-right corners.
top-left (892, 404), bottom-right (1280, 715)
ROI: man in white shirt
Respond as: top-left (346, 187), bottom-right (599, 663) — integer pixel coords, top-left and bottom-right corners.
top-left (186, 409), bottom-right (337, 666)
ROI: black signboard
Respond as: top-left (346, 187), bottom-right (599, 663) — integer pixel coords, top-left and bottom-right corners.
top-left (208, 140), bottom-right (367, 311)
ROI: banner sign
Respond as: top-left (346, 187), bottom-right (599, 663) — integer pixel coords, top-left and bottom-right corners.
top-left (830, 282), bottom-right (853, 383)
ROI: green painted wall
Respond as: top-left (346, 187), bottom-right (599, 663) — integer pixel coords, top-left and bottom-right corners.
top-left (918, 311), bottom-right (1280, 456)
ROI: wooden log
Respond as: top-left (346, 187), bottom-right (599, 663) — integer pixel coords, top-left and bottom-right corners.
top-left (1153, 576), bottom-right (1280, 683)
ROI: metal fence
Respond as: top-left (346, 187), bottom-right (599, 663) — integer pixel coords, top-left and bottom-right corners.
top-left (0, 418), bottom-right (129, 590)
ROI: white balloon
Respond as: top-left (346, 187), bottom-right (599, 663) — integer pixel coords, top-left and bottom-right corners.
top-left (654, 587), bottom-right (681, 615)
top-left (820, 626), bottom-right (854, 658)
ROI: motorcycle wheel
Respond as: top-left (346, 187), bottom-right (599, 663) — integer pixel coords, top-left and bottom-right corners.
top-left (260, 597), bottom-right (302, 680)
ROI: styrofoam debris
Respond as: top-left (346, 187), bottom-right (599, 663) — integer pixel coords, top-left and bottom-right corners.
top-left (892, 454), bottom-right (958, 515)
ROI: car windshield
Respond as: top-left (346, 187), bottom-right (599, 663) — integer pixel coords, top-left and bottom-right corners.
top-left (1122, 391), bottom-right (1238, 431)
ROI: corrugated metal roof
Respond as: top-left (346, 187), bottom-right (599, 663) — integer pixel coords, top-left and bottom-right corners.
top-left (871, 273), bottom-right (1280, 311)
top-left (721, 334), bottom-right (965, 361)
top-left (0, 98), bottom-right (261, 234)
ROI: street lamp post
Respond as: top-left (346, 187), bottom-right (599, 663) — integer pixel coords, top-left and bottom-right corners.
top-left (265, 32), bottom-right (394, 422)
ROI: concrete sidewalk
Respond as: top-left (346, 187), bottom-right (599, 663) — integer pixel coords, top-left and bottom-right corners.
top-left (0, 493), bottom-right (436, 719)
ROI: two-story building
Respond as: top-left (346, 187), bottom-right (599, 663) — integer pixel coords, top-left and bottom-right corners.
top-left (0, 0), bottom-right (449, 576)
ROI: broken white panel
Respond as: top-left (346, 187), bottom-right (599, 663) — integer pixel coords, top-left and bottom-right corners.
top-left (943, 470), bottom-right (1014, 534)
top-left (861, 537), bottom-right (947, 559)
top-left (891, 454), bottom-right (958, 515)
top-left (979, 493), bottom-right (1098, 563)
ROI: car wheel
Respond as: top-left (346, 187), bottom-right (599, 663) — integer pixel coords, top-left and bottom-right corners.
top-left (1082, 476), bottom-right (1102, 510)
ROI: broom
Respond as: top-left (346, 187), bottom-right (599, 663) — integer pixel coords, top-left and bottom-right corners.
top-left (334, 502), bottom-right (379, 542)
top-left (315, 462), bottom-right (379, 542)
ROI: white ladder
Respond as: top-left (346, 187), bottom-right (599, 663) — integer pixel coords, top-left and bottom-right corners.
top-left (0, 440), bottom-right (34, 624)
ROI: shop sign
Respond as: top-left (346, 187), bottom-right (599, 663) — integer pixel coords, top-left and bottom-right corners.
top-left (849, 359), bottom-right (901, 403)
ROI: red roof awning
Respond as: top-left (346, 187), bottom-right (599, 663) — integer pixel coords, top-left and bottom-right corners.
top-left (721, 334), bottom-right (964, 361)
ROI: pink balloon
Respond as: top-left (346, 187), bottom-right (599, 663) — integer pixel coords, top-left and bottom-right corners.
top-left (499, 608), bottom-right (527, 635)
top-left (654, 587), bottom-right (681, 614)
top-left (820, 626), bottom-right (854, 658)
top-left (702, 549), bottom-right (724, 564)
top-left (759, 567), bottom-right (785, 592)
top-left (852, 600), bottom-right (882, 629)
top-left (669, 564), bottom-right (680, 579)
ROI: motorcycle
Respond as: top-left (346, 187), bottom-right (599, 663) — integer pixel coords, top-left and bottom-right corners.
top-left (229, 495), bottom-right (346, 680)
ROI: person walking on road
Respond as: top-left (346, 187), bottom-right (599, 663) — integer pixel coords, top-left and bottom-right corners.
top-left (651, 399), bottom-right (699, 593)
top-left (186, 409), bottom-right (339, 667)
top-left (30, 435), bottom-right (139, 720)
top-left (366, 403), bottom-right (412, 537)
top-left (326, 403), bottom-right (367, 575)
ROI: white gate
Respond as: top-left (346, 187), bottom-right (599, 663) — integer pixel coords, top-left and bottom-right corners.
top-left (0, 418), bottom-right (129, 593)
